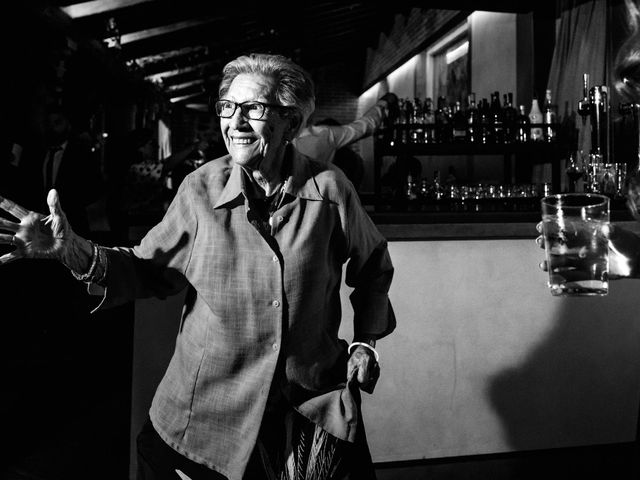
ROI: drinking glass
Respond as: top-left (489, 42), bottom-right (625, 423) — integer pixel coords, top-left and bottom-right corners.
top-left (540, 193), bottom-right (610, 296)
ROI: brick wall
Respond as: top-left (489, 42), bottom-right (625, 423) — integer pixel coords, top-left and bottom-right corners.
top-left (307, 62), bottom-right (361, 126)
top-left (363, 8), bottom-right (466, 90)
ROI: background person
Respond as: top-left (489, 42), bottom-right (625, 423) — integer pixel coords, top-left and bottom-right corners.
top-left (293, 91), bottom-right (398, 166)
top-left (0, 52), bottom-right (395, 480)
top-left (17, 105), bottom-right (103, 237)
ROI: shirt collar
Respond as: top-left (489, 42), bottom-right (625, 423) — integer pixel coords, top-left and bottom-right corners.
top-left (213, 146), bottom-right (324, 209)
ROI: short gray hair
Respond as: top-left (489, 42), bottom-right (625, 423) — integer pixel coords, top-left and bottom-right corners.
top-left (218, 53), bottom-right (316, 134)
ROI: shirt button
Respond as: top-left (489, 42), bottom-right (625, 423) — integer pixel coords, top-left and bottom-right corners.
top-left (272, 343), bottom-right (279, 351)
top-left (272, 255), bottom-right (278, 262)
top-left (272, 300), bottom-right (280, 308)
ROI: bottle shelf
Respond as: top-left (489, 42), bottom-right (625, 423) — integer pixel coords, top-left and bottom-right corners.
top-left (371, 195), bottom-right (630, 218)
top-left (372, 128), bottom-right (565, 218)
top-left (375, 137), bottom-right (561, 156)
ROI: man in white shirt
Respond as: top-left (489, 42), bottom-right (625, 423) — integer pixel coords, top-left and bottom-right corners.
top-left (293, 92), bottom-right (398, 165)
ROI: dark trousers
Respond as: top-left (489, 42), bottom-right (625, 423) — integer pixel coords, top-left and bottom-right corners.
top-left (136, 413), bottom-right (376, 480)
top-left (136, 418), bottom-right (270, 480)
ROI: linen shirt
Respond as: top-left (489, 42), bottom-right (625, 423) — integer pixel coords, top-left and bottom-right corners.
top-left (293, 101), bottom-right (385, 164)
top-left (98, 147), bottom-right (395, 480)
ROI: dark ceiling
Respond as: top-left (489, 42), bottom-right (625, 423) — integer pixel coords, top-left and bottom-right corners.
top-left (17, 0), bottom-right (557, 108)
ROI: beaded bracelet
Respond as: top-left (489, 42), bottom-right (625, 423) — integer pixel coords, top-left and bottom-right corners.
top-left (92, 245), bottom-right (109, 286)
top-left (348, 341), bottom-right (380, 362)
top-left (71, 241), bottom-right (99, 282)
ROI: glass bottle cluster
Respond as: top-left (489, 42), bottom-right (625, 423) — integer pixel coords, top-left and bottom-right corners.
top-left (382, 90), bottom-right (558, 146)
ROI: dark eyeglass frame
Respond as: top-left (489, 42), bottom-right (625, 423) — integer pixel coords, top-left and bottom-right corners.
top-left (213, 99), bottom-right (293, 120)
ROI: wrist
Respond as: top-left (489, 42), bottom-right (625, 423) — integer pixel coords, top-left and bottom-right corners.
top-left (69, 240), bottom-right (99, 282)
top-left (348, 341), bottom-right (380, 362)
top-left (61, 233), bottom-right (92, 272)
top-left (353, 336), bottom-right (376, 348)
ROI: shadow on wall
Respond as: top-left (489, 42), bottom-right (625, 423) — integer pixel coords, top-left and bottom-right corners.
top-left (488, 281), bottom-right (640, 477)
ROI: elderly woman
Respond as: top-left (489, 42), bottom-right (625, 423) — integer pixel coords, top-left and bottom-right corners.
top-left (0, 53), bottom-right (395, 480)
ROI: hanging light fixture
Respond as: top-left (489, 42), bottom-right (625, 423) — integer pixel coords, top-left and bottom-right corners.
top-left (104, 17), bottom-right (121, 50)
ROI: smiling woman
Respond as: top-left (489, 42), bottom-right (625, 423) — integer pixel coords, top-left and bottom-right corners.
top-left (0, 52), bottom-right (396, 480)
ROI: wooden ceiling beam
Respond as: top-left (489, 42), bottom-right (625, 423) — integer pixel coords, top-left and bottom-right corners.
top-left (133, 45), bottom-right (209, 68)
top-left (169, 91), bottom-right (207, 104)
top-left (60, 0), bottom-right (155, 19)
top-left (145, 61), bottom-right (216, 83)
top-left (120, 17), bottom-right (219, 45)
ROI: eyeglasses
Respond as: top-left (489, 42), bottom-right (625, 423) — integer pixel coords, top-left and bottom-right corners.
top-left (213, 99), bottom-right (292, 120)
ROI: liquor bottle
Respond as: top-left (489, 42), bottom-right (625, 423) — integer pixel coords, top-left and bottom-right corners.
top-left (452, 100), bottom-right (467, 143)
top-left (404, 174), bottom-right (417, 211)
top-left (423, 97), bottom-right (435, 143)
top-left (466, 93), bottom-right (478, 143)
top-left (528, 93), bottom-right (543, 141)
top-left (444, 102), bottom-right (453, 134)
top-left (411, 97), bottom-right (425, 144)
top-left (543, 89), bottom-right (557, 142)
top-left (419, 177), bottom-right (430, 201)
top-left (565, 154), bottom-right (584, 193)
top-left (490, 91), bottom-right (504, 144)
top-left (430, 170), bottom-right (444, 201)
top-left (393, 97), bottom-right (406, 145)
top-left (435, 96), bottom-right (451, 143)
top-left (502, 93), bottom-right (517, 143)
top-left (515, 104), bottom-right (530, 143)
top-left (404, 98), bottom-right (414, 143)
top-left (479, 98), bottom-right (491, 144)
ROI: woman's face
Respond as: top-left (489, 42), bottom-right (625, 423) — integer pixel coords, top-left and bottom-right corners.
top-left (220, 73), bottom-right (292, 172)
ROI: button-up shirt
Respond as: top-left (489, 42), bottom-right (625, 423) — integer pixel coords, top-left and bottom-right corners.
top-left (98, 148), bottom-right (395, 480)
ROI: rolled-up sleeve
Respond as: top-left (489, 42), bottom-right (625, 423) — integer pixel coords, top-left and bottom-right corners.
top-left (327, 102), bottom-right (385, 149)
top-left (343, 185), bottom-right (395, 339)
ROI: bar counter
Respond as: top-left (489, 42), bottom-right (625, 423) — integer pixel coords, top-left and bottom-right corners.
top-left (345, 205), bottom-right (640, 464)
top-left (367, 208), bottom-right (640, 240)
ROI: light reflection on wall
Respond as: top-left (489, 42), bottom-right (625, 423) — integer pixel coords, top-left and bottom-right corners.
top-left (387, 54), bottom-right (419, 99)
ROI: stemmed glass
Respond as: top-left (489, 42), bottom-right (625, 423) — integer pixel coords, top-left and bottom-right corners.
top-left (565, 153), bottom-right (585, 193)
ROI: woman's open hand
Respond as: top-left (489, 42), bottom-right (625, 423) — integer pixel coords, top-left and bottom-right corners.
top-left (0, 189), bottom-right (74, 265)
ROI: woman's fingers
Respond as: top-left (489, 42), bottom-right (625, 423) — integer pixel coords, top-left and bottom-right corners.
top-left (0, 195), bottom-right (30, 220)
top-left (0, 251), bottom-right (20, 266)
top-left (0, 217), bottom-right (19, 233)
top-left (0, 233), bottom-right (15, 245)
top-left (0, 233), bottom-right (22, 266)
top-left (46, 189), bottom-right (61, 217)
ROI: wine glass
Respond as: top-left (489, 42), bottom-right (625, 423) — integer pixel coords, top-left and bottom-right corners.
top-left (565, 153), bottom-right (585, 193)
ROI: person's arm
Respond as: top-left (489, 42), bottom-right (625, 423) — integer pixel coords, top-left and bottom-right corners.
top-left (327, 92), bottom-right (398, 149)
top-left (0, 180), bottom-right (195, 309)
top-left (341, 181), bottom-right (396, 392)
top-left (92, 177), bottom-right (197, 309)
